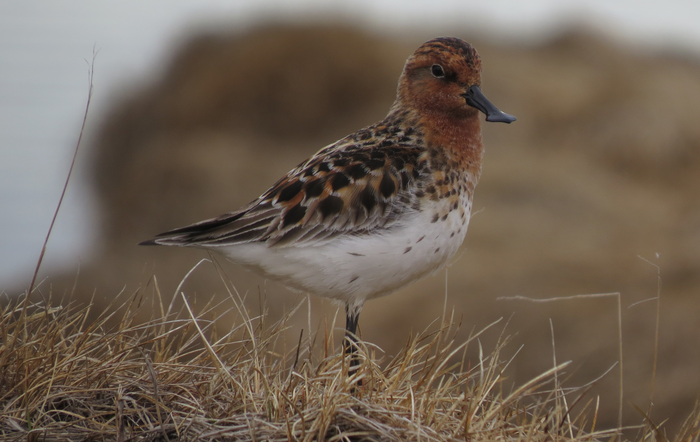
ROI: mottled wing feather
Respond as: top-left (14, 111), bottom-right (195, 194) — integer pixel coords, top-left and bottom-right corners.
top-left (152, 133), bottom-right (429, 248)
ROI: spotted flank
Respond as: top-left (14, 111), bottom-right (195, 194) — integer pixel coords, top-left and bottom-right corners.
top-left (141, 36), bottom-right (515, 350)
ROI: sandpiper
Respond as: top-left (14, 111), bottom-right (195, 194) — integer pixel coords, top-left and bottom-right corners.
top-left (141, 36), bottom-right (515, 360)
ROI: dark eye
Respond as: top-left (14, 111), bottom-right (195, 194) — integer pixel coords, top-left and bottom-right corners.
top-left (431, 64), bottom-right (445, 78)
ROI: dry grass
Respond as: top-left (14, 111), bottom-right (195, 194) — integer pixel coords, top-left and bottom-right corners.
top-left (2, 278), bottom-right (699, 442)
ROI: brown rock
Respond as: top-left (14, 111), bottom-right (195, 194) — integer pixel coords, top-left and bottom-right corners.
top-left (20, 24), bottom-right (700, 433)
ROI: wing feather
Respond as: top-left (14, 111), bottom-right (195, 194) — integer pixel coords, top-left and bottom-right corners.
top-left (147, 132), bottom-right (430, 248)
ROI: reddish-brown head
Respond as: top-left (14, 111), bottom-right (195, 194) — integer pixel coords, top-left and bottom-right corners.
top-left (398, 37), bottom-right (515, 124)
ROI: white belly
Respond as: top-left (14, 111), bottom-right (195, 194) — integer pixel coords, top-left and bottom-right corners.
top-left (213, 203), bottom-right (471, 307)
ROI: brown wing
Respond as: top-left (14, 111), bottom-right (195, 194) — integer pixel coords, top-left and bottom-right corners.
top-left (144, 138), bottom-right (430, 248)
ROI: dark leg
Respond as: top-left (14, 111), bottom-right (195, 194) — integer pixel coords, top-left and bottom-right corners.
top-left (344, 303), bottom-right (362, 374)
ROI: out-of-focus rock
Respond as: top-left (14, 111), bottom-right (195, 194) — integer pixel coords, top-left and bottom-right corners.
top-left (24, 24), bottom-right (700, 433)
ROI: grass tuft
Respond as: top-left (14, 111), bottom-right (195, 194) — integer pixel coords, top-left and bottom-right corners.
top-left (4, 283), bottom-right (697, 442)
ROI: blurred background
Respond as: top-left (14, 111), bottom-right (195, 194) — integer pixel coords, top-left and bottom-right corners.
top-left (2, 0), bottom-right (700, 435)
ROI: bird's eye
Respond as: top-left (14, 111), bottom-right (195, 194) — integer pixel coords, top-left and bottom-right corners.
top-left (431, 64), bottom-right (446, 78)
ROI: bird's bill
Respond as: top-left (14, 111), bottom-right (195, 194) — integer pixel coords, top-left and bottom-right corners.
top-left (461, 85), bottom-right (516, 123)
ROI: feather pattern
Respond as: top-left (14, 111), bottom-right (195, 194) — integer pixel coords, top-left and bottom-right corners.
top-left (152, 112), bottom-right (434, 248)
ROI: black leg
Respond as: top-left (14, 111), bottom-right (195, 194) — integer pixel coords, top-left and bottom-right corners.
top-left (344, 303), bottom-right (362, 373)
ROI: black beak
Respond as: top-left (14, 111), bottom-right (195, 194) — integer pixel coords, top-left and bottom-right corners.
top-left (462, 85), bottom-right (516, 123)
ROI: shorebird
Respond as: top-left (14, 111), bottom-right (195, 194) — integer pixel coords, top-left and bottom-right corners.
top-left (141, 36), bottom-right (515, 361)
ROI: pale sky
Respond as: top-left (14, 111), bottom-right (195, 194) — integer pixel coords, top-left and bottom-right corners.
top-left (1, 0), bottom-right (699, 285)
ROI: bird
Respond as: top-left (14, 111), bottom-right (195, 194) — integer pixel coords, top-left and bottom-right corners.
top-left (141, 37), bottom-right (515, 362)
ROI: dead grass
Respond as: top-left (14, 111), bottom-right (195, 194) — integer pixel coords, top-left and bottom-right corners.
top-left (2, 279), bottom-right (698, 442)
